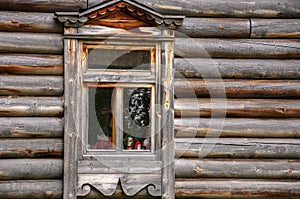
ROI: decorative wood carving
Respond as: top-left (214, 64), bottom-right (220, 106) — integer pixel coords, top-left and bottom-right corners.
top-left (55, 0), bottom-right (184, 29)
top-left (77, 174), bottom-right (161, 197)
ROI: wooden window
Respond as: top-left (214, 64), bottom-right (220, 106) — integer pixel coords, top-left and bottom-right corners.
top-left (55, 1), bottom-right (184, 198)
top-left (81, 43), bottom-right (158, 160)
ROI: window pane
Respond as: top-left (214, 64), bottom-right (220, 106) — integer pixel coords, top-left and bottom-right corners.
top-left (88, 49), bottom-right (151, 70)
top-left (123, 88), bottom-right (151, 151)
top-left (88, 87), bottom-right (114, 150)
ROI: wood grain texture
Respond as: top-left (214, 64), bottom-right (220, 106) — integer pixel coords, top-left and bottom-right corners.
top-left (175, 138), bottom-right (300, 158)
top-left (78, 188), bottom-right (160, 199)
top-left (0, 138), bottom-right (63, 158)
top-left (175, 118), bottom-right (300, 138)
top-left (175, 98), bottom-right (300, 118)
top-left (174, 58), bottom-right (300, 79)
top-left (0, 97), bottom-right (63, 117)
top-left (63, 38), bottom-right (78, 199)
top-left (0, 159), bottom-right (62, 180)
top-left (89, 0), bottom-right (300, 18)
top-left (0, 117), bottom-right (63, 138)
top-left (175, 159), bottom-right (300, 179)
top-left (161, 38), bottom-right (175, 199)
top-left (175, 179), bottom-right (300, 198)
top-left (176, 18), bottom-right (250, 38)
top-left (0, 11), bottom-right (62, 33)
top-left (0, 54), bottom-right (63, 75)
top-left (0, 32), bottom-right (62, 54)
top-left (0, 180), bottom-right (62, 199)
top-left (0, 75), bottom-right (63, 96)
top-left (175, 38), bottom-right (300, 59)
top-left (0, 0), bottom-right (86, 12)
top-left (251, 19), bottom-right (300, 38)
top-left (174, 79), bottom-right (300, 98)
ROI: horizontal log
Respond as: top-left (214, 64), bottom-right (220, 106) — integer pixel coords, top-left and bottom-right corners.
top-left (0, 0), bottom-right (86, 12)
top-left (176, 18), bottom-right (250, 38)
top-left (0, 97), bottom-right (63, 117)
top-left (175, 39), bottom-right (300, 59)
top-left (175, 179), bottom-right (300, 198)
top-left (0, 180), bottom-right (62, 199)
top-left (175, 118), bottom-right (300, 138)
top-left (0, 75), bottom-right (63, 96)
top-left (251, 19), bottom-right (300, 39)
top-left (0, 32), bottom-right (62, 54)
top-left (174, 79), bottom-right (300, 98)
top-left (175, 99), bottom-right (300, 118)
top-left (0, 117), bottom-right (63, 138)
top-left (175, 138), bottom-right (300, 158)
top-left (0, 11), bottom-right (62, 33)
top-left (174, 58), bottom-right (300, 79)
top-left (0, 159), bottom-right (62, 180)
top-left (0, 138), bottom-right (63, 158)
top-left (0, 54), bottom-right (63, 75)
top-left (90, 0), bottom-right (300, 18)
top-left (175, 159), bottom-right (300, 179)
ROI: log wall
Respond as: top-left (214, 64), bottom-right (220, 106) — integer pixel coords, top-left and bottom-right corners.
top-left (169, 0), bottom-right (300, 198)
top-left (0, 3), bottom-right (64, 198)
top-left (0, 0), bottom-right (299, 198)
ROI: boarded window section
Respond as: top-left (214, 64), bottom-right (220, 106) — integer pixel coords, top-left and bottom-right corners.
top-left (88, 85), bottom-right (152, 152)
top-left (87, 49), bottom-right (151, 70)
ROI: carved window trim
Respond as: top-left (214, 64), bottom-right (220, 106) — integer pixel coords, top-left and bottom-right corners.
top-left (56, 1), bottom-right (184, 198)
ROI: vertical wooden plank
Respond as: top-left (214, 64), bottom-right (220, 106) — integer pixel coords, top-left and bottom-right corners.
top-left (161, 29), bottom-right (175, 199)
top-left (63, 31), bottom-right (79, 199)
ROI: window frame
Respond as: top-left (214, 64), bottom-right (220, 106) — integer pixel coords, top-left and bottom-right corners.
top-left (79, 41), bottom-right (161, 161)
top-left (82, 83), bottom-right (157, 159)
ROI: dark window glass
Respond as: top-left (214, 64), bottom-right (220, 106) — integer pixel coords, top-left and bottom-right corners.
top-left (88, 87), bottom-right (114, 150)
top-left (88, 49), bottom-right (151, 70)
top-left (88, 86), bottom-right (151, 151)
top-left (123, 88), bottom-right (151, 151)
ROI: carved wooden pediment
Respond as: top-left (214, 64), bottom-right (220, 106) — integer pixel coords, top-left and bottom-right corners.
top-left (55, 0), bottom-right (184, 29)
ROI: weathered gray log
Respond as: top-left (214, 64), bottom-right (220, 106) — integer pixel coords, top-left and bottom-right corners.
top-left (175, 118), bottom-right (300, 138)
top-left (0, 75), bottom-right (63, 96)
top-left (0, 117), bottom-right (63, 138)
top-left (0, 32), bottom-right (62, 54)
top-left (0, 54), bottom-right (63, 75)
top-left (175, 159), bottom-right (300, 179)
top-left (251, 19), bottom-right (300, 38)
top-left (0, 11), bottom-right (62, 33)
top-left (175, 39), bottom-right (300, 59)
top-left (175, 138), bottom-right (300, 158)
top-left (175, 99), bottom-right (300, 118)
top-left (0, 159), bottom-right (62, 180)
top-left (0, 97), bottom-right (63, 117)
top-left (175, 179), bottom-right (300, 198)
top-left (174, 58), bottom-right (300, 79)
top-left (174, 79), bottom-right (300, 98)
top-left (0, 0), bottom-right (86, 12)
top-left (176, 18), bottom-right (250, 38)
top-left (89, 0), bottom-right (300, 18)
top-left (0, 138), bottom-right (63, 158)
top-left (0, 180), bottom-right (62, 199)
